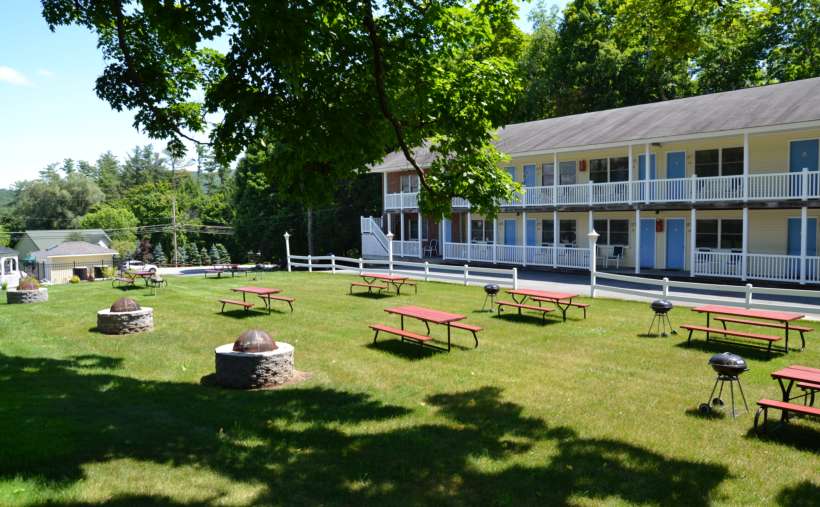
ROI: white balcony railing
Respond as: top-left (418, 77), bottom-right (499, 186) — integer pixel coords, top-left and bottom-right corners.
top-left (383, 171), bottom-right (819, 210)
top-left (391, 240), bottom-right (421, 258)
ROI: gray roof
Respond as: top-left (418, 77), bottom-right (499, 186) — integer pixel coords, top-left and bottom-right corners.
top-left (0, 246), bottom-right (17, 256)
top-left (373, 77), bottom-right (820, 171)
top-left (22, 229), bottom-right (112, 251)
top-left (31, 241), bottom-right (117, 261)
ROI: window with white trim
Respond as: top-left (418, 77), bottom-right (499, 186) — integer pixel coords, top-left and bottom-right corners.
top-left (470, 219), bottom-right (494, 242)
top-left (696, 219), bottom-right (742, 249)
top-left (559, 161), bottom-right (576, 185)
top-left (400, 174), bottom-right (419, 192)
top-left (694, 147), bottom-right (744, 177)
top-left (593, 219), bottom-right (629, 246)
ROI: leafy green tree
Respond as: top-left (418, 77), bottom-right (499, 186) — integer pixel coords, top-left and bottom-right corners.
top-left (78, 204), bottom-right (138, 241)
top-left (14, 171), bottom-right (104, 229)
top-left (0, 225), bottom-right (10, 248)
top-left (41, 0), bottom-right (525, 218)
top-left (763, 0), bottom-right (820, 82)
top-left (153, 242), bottom-right (166, 265)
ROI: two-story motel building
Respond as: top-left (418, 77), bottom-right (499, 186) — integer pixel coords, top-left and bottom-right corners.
top-left (362, 77), bottom-right (820, 285)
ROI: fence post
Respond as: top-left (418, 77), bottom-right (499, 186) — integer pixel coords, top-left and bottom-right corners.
top-left (587, 230), bottom-right (599, 298)
top-left (283, 232), bottom-right (292, 272)
top-left (662, 277), bottom-right (669, 298)
top-left (308, 255), bottom-right (313, 272)
top-left (331, 254), bottom-right (336, 274)
top-left (358, 257), bottom-right (364, 275)
top-left (424, 261), bottom-right (429, 282)
top-left (463, 264), bottom-right (469, 286)
top-left (745, 283), bottom-right (753, 308)
top-left (386, 232), bottom-right (394, 274)
top-left (512, 267), bottom-right (518, 289)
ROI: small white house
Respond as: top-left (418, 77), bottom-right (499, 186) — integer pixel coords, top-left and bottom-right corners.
top-left (30, 241), bottom-right (117, 284)
top-left (0, 246), bottom-right (21, 288)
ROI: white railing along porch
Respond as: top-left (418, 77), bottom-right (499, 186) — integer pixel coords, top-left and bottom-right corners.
top-left (383, 170), bottom-right (820, 210)
top-left (692, 250), bottom-right (743, 279)
top-left (443, 242), bottom-right (589, 269)
top-left (392, 240), bottom-right (421, 258)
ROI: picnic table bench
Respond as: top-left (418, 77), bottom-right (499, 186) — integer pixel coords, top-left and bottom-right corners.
top-left (204, 267), bottom-right (225, 278)
top-left (259, 294), bottom-right (295, 312)
top-left (227, 286), bottom-right (294, 314)
top-left (352, 273), bottom-right (416, 295)
top-left (683, 305), bottom-right (806, 354)
top-left (497, 301), bottom-right (554, 322)
top-left (497, 289), bottom-right (585, 322)
top-left (219, 298), bottom-right (254, 312)
top-left (754, 365), bottom-right (820, 433)
top-left (713, 316), bottom-right (811, 351)
top-left (112, 275), bottom-right (137, 288)
top-left (370, 305), bottom-right (480, 352)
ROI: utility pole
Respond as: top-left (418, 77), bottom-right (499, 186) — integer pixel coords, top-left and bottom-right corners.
top-left (172, 196), bottom-right (178, 267)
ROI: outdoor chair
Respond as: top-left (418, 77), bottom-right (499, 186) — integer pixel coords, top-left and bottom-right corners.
top-left (424, 239), bottom-right (439, 257)
top-left (604, 245), bottom-right (624, 268)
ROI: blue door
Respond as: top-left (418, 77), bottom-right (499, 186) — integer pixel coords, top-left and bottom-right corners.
top-left (523, 165), bottom-right (536, 187)
top-left (526, 219), bottom-right (536, 246)
top-left (787, 218), bottom-right (817, 256)
top-left (666, 218), bottom-right (685, 270)
top-left (444, 220), bottom-right (452, 242)
top-left (667, 152), bottom-right (686, 200)
top-left (504, 220), bottom-right (517, 245)
top-left (790, 140), bottom-right (819, 196)
top-left (638, 154), bottom-right (657, 200)
top-left (505, 166), bottom-right (517, 181)
top-left (640, 219), bottom-right (656, 269)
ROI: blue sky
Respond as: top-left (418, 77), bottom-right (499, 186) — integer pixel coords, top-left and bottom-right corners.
top-left (0, 0), bottom-right (567, 189)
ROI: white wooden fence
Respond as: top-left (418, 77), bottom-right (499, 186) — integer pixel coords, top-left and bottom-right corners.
top-left (288, 254), bottom-right (519, 288)
top-left (592, 271), bottom-right (820, 314)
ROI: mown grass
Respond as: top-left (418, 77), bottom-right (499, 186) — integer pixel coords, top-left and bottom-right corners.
top-left (0, 271), bottom-right (818, 506)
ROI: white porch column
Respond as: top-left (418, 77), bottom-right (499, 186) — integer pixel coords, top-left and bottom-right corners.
top-left (627, 144), bottom-right (633, 204)
top-left (634, 209), bottom-right (641, 274)
top-left (442, 218), bottom-right (448, 260)
top-left (467, 211), bottom-right (472, 263)
top-left (400, 211), bottom-right (405, 257)
top-left (493, 217), bottom-right (498, 264)
top-left (552, 209), bottom-right (559, 268)
top-left (644, 143), bottom-right (650, 204)
top-left (743, 132), bottom-right (749, 201)
top-left (382, 173), bottom-right (388, 210)
top-left (417, 211), bottom-right (422, 259)
top-left (690, 208), bottom-right (697, 277)
top-left (553, 152), bottom-right (559, 204)
top-left (522, 211), bottom-right (528, 267)
top-left (387, 213), bottom-right (392, 234)
top-left (800, 206), bottom-right (808, 284)
top-left (741, 207), bottom-right (749, 280)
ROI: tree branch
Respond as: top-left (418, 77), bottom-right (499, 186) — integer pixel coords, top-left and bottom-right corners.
top-left (362, 0), bottom-right (431, 192)
top-left (111, 0), bottom-right (211, 147)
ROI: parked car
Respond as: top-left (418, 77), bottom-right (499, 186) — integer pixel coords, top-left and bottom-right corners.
top-left (122, 260), bottom-right (158, 273)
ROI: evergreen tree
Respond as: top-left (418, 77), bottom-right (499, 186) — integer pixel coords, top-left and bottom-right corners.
top-left (208, 244), bottom-right (221, 265)
top-left (171, 245), bottom-right (187, 266)
top-left (186, 243), bottom-right (201, 265)
top-left (200, 246), bottom-right (210, 265)
top-left (216, 243), bottom-right (231, 264)
top-left (153, 243), bottom-right (166, 266)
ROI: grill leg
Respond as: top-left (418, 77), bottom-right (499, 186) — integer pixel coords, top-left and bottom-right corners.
top-left (647, 314), bottom-right (658, 336)
top-left (707, 377), bottom-right (720, 406)
top-left (729, 380), bottom-right (736, 419)
top-left (736, 378), bottom-right (749, 413)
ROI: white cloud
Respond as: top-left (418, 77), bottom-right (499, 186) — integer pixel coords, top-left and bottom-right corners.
top-left (37, 68), bottom-right (55, 78)
top-left (0, 66), bottom-right (30, 85)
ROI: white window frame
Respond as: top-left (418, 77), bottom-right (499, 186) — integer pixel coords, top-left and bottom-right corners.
top-left (400, 174), bottom-right (419, 193)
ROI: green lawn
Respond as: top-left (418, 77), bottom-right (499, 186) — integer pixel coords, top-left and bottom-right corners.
top-left (0, 272), bottom-right (818, 506)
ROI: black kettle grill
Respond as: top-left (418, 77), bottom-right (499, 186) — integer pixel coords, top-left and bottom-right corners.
top-left (482, 284), bottom-right (500, 312)
top-left (647, 299), bottom-right (676, 337)
top-left (698, 352), bottom-right (749, 418)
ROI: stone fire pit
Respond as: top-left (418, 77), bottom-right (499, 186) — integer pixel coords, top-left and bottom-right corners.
top-left (6, 277), bottom-right (48, 304)
top-left (97, 297), bottom-right (154, 334)
top-left (214, 329), bottom-right (294, 389)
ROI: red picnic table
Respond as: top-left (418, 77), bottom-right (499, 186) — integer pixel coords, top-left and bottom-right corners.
top-left (371, 305), bottom-right (476, 352)
top-left (229, 286), bottom-right (293, 313)
top-left (357, 272), bottom-right (415, 295)
top-left (690, 305), bottom-right (807, 353)
top-left (505, 289), bottom-right (585, 321)
top-left (757, 365), bottom-right (820, 425)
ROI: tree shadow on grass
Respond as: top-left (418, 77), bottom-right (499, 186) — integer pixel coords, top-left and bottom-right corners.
top-left (673, 338), bottom-right (782, 361)
top-left (777, 481), bottom-right (820, 506)
top-left (1, 354), bottom-right (731, 506)
top-left (744, 422), bottom-right (820, 453)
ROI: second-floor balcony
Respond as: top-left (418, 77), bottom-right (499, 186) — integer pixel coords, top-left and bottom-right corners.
top-left (383, 171), bottom-right (820, 211)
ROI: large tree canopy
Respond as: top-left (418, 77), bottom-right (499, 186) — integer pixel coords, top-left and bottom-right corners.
top-left (41, 0), bottom-right (524, 218)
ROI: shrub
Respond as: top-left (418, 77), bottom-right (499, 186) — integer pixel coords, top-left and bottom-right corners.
top-left (1, 281), bottom-right (7, 291)
top-left (199, 247), bottom-right (210, 265)
top-left (18, 276), bottom-right (41, 290)
top-left (70, 275), bottom-right (80, 284)
top-left (102, 266), bottom-right (116, 279)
